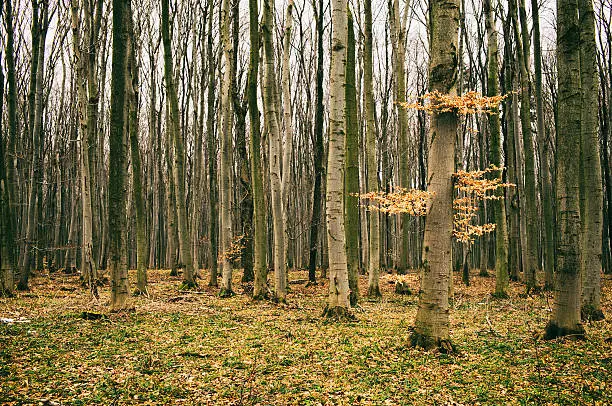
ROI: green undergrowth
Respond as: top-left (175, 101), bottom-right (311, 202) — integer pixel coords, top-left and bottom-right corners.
top-left (1, 269), bottom-right (611, 405)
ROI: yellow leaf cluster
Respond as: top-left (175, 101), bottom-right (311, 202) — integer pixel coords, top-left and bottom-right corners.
top-left (359, 166), bottom-right (514, 245)
top-left (359, 188), bottom-right (432, 216)
top-left (400, 90), bottom-right (507, 115)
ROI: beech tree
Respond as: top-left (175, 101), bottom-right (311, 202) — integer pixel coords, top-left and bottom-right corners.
top-left (545, 0), bottom-right (585, 339)
top-left (323, 0), bottom-right (352, 319)
top-left (411, 0), bottom-right (460, 352)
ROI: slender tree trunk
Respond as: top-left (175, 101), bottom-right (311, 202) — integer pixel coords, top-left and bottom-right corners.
top-left (411, 0), bottom-right (459, 352)
top-left (263, 0), bottom-right (287, 302)
top-left (71, 0), bottom-right (99, 296)
top-left (511, 0), bottom-right (538, 291)
top-left (108, 0), bottom-right (130, 311)
top-left (248, 0), bottom-right (269, 299)
top-left (281, 1), bottom-right (294, 274)
top-left (219, 0), bottom-right (234, 297)
top-left (345, 6), bottom-right (360, 306)
top-left (127, 3), bottom-right (147, 295)
top-left (307, 0), bottom-right (325, 285)
top-left (545, 0), bottom-right (585, 339)
top-left (485, 0), bottom-right (508, 297)
top-left (207, 0), bottom-right (218, 288)
top-left (578, 0), bottom-right (604, 321)
top-left (161, 0), bottom-right (195, 288)
top-left (531, 0), bottom-right (554, 290)
top-left (389, 0), bottom-right (410, 273)
top-left (364, 0), bottom-right (381, 298)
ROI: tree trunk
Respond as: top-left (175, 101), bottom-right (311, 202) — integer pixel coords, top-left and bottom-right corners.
top-left (263, 0), bottom-right (287, 302)
top-left (307, 0), bottom-right (325, 286)
top-left (485, 0), bottom-right (509, 297)
top-left (108, 0), bottom-right (130, 311)
top-left (323, 0), bottom-right (352, 320)
top-left (364, 0), bottom-right (381, 298)
top-left (345, 6), bottom-right (360, 307)
top-left (127, 3), bottom-right (147, 295)
top-left (545, 0), bottom-right (585, 339)
top-left (511, 0), bottom-right (538, 291)
top-left (207, 0), bottom-right (219, 288)
top-left (161, 0), bottom-right (196, 289)
top-left (578, 0), bottom-right (604, 321)
top-left (248, 0), bottom-right (269, 299)
top-left (412, 0), bottom-right (459, 352)
top-left (219, 0), bottom-right (234, 297)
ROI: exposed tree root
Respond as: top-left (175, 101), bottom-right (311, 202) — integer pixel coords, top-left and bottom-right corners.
top-left (410, 332), bottom-right (456, 354)
top-left (321, 305), bottom-right (356, 321)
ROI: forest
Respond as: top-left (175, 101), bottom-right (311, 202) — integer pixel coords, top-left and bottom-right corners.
top-left (1, 0), bottom-right (611, 404)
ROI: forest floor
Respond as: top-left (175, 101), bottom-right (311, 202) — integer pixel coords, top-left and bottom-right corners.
top-left (1, 268), bottom-right (611, 405)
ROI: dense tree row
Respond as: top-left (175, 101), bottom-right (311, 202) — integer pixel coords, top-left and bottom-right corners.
top-left (1, 0), bottom-right (610, 349)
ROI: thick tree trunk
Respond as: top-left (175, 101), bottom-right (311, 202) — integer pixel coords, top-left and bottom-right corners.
top-left (545, 0), bottom-right (585, 339)
top-left (108, 0), bottom-right (130, 311)
top-left (323, 0), bottom-right (352, 320)
top-left (412, 0), bottom-right (459, 352)
top-left (578, 0), bottom-right (604, 321)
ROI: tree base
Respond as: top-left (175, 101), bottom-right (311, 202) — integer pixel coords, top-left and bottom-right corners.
top-left (305, 280), bottom-right (318, 287)
top-left (491, 291), bottom-right (509, 299)
top-left (410, 332), bottom-right (456, 354)
top-left (16, 281), bottom-right (29, 291)
top-left (581, 305), bottom-right (605, 322)
top-left (349, 292), bottom-right (359, 307)
top-left (132, 288), bottom-right (148, 297)
top-left (218, 288), bottom-right (235, 298)
top-left (479, 269), bottom-right (489, 277)
top-left (170, 269), bottom-right (179, 277)
top-left (543, 321), bottom-right (586, 340)
top-left (322, 305), bottom-right (356, 321)
top-left (367, 285), bottom-right (382, 299)
top-left (179, 281), bottom-right (198, 291)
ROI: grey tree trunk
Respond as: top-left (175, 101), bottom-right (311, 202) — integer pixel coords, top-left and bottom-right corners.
top-left (412, 0), bottom-right (459, 352)
top-left (545, 0), bottom-right (585, 339)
